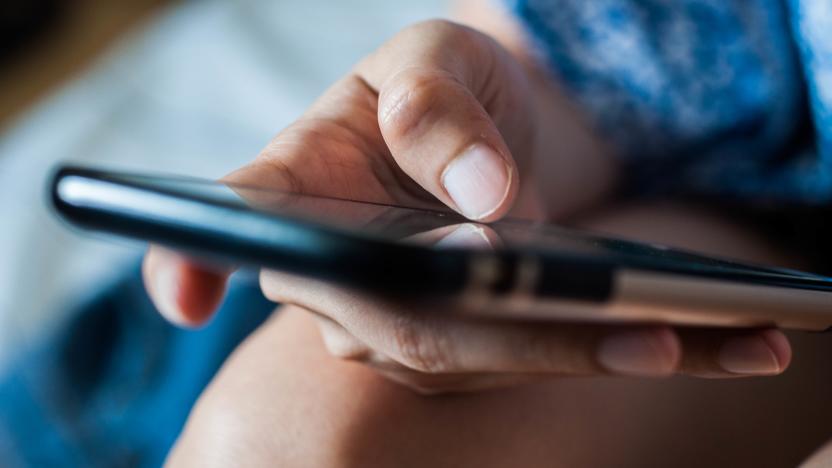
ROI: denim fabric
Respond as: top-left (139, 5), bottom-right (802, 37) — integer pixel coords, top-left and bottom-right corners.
top-left (508, 0), bottom-right (832, 205)
top-left (0, 266), bottom-right (273, 467)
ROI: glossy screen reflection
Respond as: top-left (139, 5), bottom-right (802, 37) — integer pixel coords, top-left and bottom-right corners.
top-left (99, 172), bottom-right (821, 280)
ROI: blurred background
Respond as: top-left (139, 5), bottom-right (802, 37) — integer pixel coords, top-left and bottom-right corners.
top-left (0, 1), bottom-right (445, 464)
top-left (0, 0), bottom-right (447, 370)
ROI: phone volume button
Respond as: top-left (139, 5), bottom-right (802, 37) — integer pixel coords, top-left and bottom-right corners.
top-left (464, 254), bottom-right (540, 295)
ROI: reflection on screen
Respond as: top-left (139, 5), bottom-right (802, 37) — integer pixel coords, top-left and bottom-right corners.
top-left (103, 172), bottom-right (821, 281)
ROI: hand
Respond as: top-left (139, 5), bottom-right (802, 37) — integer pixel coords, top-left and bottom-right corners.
top-left (143, 20), bottom-right (791, 393)
top-left (804, 440), bottom-right (832, 467)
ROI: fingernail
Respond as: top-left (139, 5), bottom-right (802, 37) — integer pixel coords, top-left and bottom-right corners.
top-left (153, 259), bottom-right (184, 324)
top-left (597, 329), bottom-right (678, 376)
top-left (442, 144), bottom-right (512, 220)
top-left (717, 335), bottom-right (782, 375)
top-left (436, 223), bottom-right (493, 249)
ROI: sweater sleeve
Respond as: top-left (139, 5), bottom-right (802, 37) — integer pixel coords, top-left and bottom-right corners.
top-left (504, 0), bottom-right (832, 205)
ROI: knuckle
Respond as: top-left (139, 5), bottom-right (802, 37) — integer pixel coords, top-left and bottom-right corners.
top-left (378, 368), bottom-right (462, 396)
top-left (322, 339), bottom-right (365, 361)
top-left (405, 19), bottom-right (469, 44)
top-left (391, 315), bottom-right (453, 374)
top-left (378, 70), bottom-right (451, 141)
top-left (403, 19), bottom-right (484, 64)
top-left (250, 151), bottom-right (306, 194)
top-left (319, 325), bottom-right (369, 361)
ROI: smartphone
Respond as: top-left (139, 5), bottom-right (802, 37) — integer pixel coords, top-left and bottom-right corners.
top-left (50, 165), bottom-right (832, 331)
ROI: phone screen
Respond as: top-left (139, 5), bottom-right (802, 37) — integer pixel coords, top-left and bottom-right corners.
top-left (57, 169), bottom-right (832, 289)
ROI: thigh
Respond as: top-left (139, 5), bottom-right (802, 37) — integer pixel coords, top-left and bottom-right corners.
top-left (169, 202), bottom-right (832, 467)
top-left (169, 308), bottom-right (832, 468)
top-left (169, 306), bottom-right (649, 468)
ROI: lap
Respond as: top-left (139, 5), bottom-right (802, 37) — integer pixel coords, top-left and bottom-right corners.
top-left (169, 202), bottom-right (832, 467)
top-left (170, 307), bottom-right (832, 467)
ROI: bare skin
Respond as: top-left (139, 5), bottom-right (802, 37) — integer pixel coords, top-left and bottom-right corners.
top-left (167, 203), bottom-right (832, 467)
top-left (140, 2), bottom-right (832, 465)
top-left (144, 18), bottom-right (790, 390)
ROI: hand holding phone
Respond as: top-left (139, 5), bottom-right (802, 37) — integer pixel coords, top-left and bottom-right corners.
top-left (62, 21), bottom-right (801, 392)
top-left (131, 186), bottom-right (797, 390)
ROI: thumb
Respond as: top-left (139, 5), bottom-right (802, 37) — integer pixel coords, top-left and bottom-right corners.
top-left (357, 20), bottom-right (527, 221)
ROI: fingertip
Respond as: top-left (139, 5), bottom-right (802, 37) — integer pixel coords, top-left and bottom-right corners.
top-left (654, 326), bottom-right (683, 372)
top-left (143, 247), bottom-right (226, 328)
top-left (716, 329), bottom-right (790, 376)
top-left (759, 328), bottom-right (792, 373)
top-left (441, 143), bottom-right (518, 222)
top-left (177, 260), bottom-right (228, 327)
